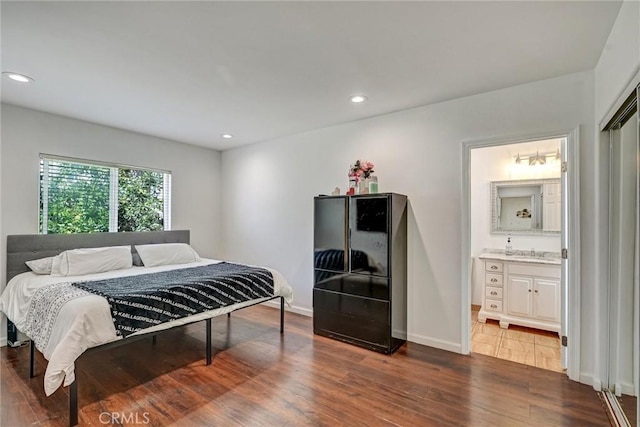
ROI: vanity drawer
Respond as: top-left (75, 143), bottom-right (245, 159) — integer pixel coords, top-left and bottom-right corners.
top-left (484, 299), bottom-right (503, 312)
top-left (485, 286), bottom-right (503, 299)
top-left (485, 272), bottom-right (503, 286)
top-left (508, 263), bottom-right (561, 279)
top-left (485, 261), bottom-right (503, 273)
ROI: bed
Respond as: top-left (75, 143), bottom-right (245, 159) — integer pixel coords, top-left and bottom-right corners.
top-left (1, 230), bottom-right (293, 427)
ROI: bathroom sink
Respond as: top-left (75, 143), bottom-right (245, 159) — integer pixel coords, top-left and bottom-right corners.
top-left (481, 251), bottom-right (561, 264)
top-left (481, 249), bottom-right (561, 264)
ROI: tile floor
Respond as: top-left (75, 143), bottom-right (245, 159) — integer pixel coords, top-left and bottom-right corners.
top-left (471, 309), bottom-right (564, 372)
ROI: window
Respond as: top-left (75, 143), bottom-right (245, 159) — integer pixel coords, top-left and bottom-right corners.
top-left (40, 155), bottom-right (171, 234)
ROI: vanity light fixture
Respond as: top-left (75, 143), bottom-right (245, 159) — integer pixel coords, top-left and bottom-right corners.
top-left (221, 134), bottom-right (233, 139)
top-left (2, 72), bottom-right (34, 83)
top-left (514, 149), bottom-right (560, 166)
top-left (529, 151), bottom-right (546, 166)
top-left (349, 95), bottom-right (367, 103)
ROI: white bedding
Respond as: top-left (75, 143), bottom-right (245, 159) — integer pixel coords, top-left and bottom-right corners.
top-left (0, 259), bottom-right (293, 396)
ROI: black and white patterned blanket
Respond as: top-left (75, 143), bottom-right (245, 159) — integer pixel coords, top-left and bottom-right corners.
top-left (25, 283), bottom-right (90, 352)
top-left (72, 263), bottom-right (274, 338)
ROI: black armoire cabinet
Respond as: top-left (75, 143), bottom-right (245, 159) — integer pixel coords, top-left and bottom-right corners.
top-left (313, 193), bottom-right (407, 354)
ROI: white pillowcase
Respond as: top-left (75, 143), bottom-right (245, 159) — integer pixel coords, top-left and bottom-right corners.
top-left (25, 256), bottom-right (55, 275)
top-left (51, 246), bottom-right (133, 277)
top-left (135, 243), bottom-right (201, 267)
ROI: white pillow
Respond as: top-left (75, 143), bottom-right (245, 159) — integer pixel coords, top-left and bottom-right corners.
top-left (25, 256), bottom-right (55, 275)
top-left (135, 243), bottom-right (200, 267)
top-left (51, 246), bottom-right (133, 277)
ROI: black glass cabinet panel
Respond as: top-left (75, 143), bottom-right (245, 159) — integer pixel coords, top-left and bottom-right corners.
top-left (349, 196), bottom-right (389, 276)
top-left (313, 193), bottom-right (407, 355)
top-left (314, 197), bottom-right (347, 272)
top-left (314, 270), bottom-right (389, 300)
top-left (313, 289), bottom-right (390, 351)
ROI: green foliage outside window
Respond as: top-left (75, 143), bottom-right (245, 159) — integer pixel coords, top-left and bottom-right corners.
top-left (40, 158), bottom-right (169, 234)
top-left (40, 162), bottom-right (110, 234)
top-left (117, 168), bottom-right (164, 232)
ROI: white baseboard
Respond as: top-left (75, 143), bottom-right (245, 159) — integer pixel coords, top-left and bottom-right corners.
top-left (590, 377), bottom-right (636, 395)
top-left (407, 333), bottom-right (462, 354)
top-left (0, 335), bottom-right (6, 347)
top-left (261, 300), bottom-right (313, 317)
top-left (583, 374), bottom-right (603, 391)
top-left (579, 373), bottom-right (595, 388)
top-left (392, 329), bottom-right (408, 340)
top-left (616, 382), bottom-right (636, 396)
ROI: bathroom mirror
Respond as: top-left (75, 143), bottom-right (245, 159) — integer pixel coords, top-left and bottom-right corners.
top-left (490, 178), bottom-right (561, 235)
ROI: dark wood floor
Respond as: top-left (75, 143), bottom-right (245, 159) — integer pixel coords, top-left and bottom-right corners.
top-left (618, 394), bottom-right (637, 425)
top-left (1, 306), bottom-right (611, 426)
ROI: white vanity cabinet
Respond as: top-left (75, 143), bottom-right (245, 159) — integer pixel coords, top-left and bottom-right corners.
top-left (506, 273), bottom-right (560, 324)
top-left (481, 260), bottom-right (504, 315)
top-left (531, 278), bottom-right (560, 322)
top-left (478, 254), bottom-right (561, 334)
top-left (506, 275), bottom-right (533, 318)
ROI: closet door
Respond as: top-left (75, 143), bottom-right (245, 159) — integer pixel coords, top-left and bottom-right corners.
top-left (604, 83), bottom-right (639, 420)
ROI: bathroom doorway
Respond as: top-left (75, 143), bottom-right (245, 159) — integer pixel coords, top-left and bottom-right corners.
top-left (462, 131), bottom-right (579, 378)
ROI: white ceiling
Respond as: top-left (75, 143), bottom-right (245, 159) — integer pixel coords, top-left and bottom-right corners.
top-left (1, 1), bottom-right (621, 151)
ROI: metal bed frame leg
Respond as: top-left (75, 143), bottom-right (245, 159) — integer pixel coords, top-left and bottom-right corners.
top-left (29, 340), bottom-right (35, 378)
top-left (205, 318), bottom-right (212, 365)
top-left (280, 296), bottom-right (284, 334)
top-left (69, 379), bottom-right (78, 427)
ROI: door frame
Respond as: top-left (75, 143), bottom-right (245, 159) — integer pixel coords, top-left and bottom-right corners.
top-left (460, 128), bottom-right (581, 381)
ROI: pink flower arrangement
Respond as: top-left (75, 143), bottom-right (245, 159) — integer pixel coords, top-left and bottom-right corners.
top-left (349, 160), bottom-right (375, 182)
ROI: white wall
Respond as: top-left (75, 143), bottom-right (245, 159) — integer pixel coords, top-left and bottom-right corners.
top-left (594, 1), bottom-right (640, 123)
top-left (592, 0), bottom-right (640, 391)
top-left (221, 71), bottom-right (596, 364)
top-left (0, 104), bottom-right (222, 344)
top-left (470, 139), bottom-right (561, 305)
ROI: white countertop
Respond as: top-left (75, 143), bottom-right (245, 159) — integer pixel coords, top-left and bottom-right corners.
top-left (478, 252), bottom-right (561, 265)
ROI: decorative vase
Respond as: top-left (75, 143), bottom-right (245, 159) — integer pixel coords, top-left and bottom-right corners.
top-left (348, 176), bottom-right (358, 195)
top-left (359, 179), bottom-right (370, 195)
top-left (368, 175), bottom-right (378, 193)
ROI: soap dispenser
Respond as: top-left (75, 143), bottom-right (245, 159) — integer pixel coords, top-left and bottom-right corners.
top-left (505, 236), bottom-right (513, 255)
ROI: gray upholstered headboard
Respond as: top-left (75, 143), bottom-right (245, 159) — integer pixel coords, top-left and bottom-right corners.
top-left (6, 230), bottom-right (190, 283)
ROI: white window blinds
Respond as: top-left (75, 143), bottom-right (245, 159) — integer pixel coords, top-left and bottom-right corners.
top-left (40, 156), bottom-right (171, 234)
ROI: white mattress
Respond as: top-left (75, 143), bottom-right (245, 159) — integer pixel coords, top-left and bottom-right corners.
top-left (0, 259), bottom-right (293, 396)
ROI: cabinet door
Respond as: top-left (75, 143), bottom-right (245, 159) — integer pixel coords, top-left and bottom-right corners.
top-left (313, 289), bottom-right (390, 349)
top-left (533, 278), bottom-right (560, 322)
top-left (314, 197), bottom-right (347, 272)
top-left (543, 182), bottom-right (561, 231)
top-left (314, 271), bottom-right (389, 300)
top-left (507, 275), bottom-right (532, 317)
top-left (349, 196), bottom-right (389, 276)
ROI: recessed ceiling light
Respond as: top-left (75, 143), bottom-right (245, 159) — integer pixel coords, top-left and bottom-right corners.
top-left (349, 95), bottom-right (367, 103)
top-left (221, 134), bottom-right (233, 139)
top-left (2, 72), bottom-right (34, 83)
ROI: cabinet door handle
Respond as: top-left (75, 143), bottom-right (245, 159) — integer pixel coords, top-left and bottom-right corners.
top-left (490, 291), bottom-right (497, 295)
top-left (490, 278), bottom-right (497, 283)
top-left (490, 304), bottom-right (497, 308)
top-left (528, 289), bottom-right (532, 292)
top-left (490, 265), bottom-right (498, 270)
top-left (534, 290), bottom-right (539, 293)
